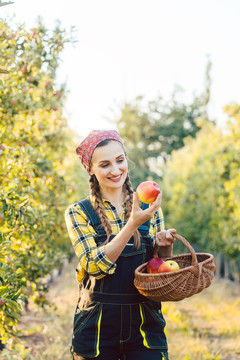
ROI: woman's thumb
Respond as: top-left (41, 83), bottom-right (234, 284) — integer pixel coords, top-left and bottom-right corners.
top-left (132, 192), bottom-right (139, 207)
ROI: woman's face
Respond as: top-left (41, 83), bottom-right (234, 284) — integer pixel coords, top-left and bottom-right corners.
top-left (90, 140), bottom-right (128, 193)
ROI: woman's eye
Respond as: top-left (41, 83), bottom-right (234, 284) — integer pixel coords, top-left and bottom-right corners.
top-left (101, 163), bottom-right (109, 168)
top-left (117, 159), bottom-right (124, 163)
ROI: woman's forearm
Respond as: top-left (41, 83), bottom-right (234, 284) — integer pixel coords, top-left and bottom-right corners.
top-left (104, 193), bottom-right (163, 263)
top-left (104, 219), bottom-right (138, 263)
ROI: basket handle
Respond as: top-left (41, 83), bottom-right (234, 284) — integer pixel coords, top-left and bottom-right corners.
top-left (153, 233), bottom-right (198, 267)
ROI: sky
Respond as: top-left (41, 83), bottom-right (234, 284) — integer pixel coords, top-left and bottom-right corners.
top-left (2, 0), bottom-right (240, 139)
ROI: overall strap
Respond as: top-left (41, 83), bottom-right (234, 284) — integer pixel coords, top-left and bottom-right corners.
top-left (77, 198), bottom-right (106, 236)
top-left (137, 202), bottom-right (150, 236)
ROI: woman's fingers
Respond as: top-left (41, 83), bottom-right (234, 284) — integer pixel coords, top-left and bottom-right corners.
top-left (165, 228), bottom-right (177, 241)
top-left (131, 191), bottom-right (162, 225)
top-left (149, 192), bottom-right (162, 211)
top-left (132, 192), bottom-right (140, 210)
top-left (156, 229), bottom-right (177, 246)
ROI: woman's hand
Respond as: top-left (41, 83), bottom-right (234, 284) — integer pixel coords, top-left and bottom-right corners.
top-left (129, 191), bottom-right (162, 230)
top-left (155, 229), bottom-right (177, 258)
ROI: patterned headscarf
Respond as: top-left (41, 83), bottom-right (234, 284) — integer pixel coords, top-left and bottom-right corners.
top-left (76, 130), bottom-right (124, 173)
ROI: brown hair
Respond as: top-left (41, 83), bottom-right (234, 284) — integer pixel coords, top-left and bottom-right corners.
top-left (89, 140), bottom-right (141, 248)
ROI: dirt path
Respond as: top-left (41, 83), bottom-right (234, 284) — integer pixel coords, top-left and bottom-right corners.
top-left (6, 260), bottom-right (240, 360)
top-left (16, 258), bottom-right (79, 360)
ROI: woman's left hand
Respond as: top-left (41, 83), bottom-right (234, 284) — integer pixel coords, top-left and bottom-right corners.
top-left (155, 229), bottom-right (177, 247)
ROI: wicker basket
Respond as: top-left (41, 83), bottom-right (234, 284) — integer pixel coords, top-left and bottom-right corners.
top-left (134, 233), bottom-right (216, 302)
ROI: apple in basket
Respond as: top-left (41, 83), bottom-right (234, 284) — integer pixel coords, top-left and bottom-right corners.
top-left (136, 181), bottom-right (160, 204)
top-left (146, 258), bottom-right (165, 274)
top-left (158, 260), bottom-right (180, 273)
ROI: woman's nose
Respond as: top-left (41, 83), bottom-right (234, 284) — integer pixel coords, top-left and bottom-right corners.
top-left (110, 164), bottom-right (121, 175)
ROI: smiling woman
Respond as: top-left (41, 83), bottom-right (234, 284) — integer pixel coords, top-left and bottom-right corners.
top-left (65, 129), bottom-right (176, 360)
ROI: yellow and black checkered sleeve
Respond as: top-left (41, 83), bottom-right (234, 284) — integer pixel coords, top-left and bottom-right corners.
top-left (65, 203), bottom-right (117, 279)
top-left (149, 207), bottom-right (165, 245)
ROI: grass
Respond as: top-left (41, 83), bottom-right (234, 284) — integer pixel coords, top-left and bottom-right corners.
top-left (162, 278), bottom-right (240, 360)
top-left (1, 260), bottom-right (240, 360)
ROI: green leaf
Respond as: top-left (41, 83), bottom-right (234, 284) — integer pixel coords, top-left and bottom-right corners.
top-left (5, 298), bottom-right (22, 312)
top-left (0, 286), bottom-right (8, 296)
top-left (0, 68), bottom-right (9, 74)
top-left (10, 288), bottom-right (22, 301)
top-left (19, 199), bottom-right (29, 207)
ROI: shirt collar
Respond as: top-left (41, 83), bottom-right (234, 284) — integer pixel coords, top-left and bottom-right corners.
top-left (89, 194), bottom-right (127, 208)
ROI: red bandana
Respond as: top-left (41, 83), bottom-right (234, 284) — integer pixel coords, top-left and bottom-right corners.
top-left (76, 130), bottom-right (124, 173)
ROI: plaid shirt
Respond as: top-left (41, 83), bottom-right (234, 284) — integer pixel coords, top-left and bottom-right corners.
top-left (65, 196), bottom-right (165, 280)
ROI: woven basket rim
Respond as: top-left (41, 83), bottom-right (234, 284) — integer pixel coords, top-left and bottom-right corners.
top-left (134, 252), bottom-right (214, 277)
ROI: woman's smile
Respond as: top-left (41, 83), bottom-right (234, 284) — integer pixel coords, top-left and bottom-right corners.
top-left (108, 174), bottom-right (122, 182)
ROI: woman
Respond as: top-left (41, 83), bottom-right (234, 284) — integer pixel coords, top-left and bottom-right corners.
top-left (65, 130), bottom-right (176, 360)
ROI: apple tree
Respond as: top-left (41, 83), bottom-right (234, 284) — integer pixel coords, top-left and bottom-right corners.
top-left (0, 17), bottom-right (88, 352)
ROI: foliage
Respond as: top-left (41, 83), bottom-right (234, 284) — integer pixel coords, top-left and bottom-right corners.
top-left (162, 106), bottom-right (240, 258)
top-left (0, 17), bottom-right (88, 351)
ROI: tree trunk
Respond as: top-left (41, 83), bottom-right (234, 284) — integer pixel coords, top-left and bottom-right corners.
top-left (227, 258), bottom-right (235, 282)
top-left (219, 253), bottom-right (225, 278)
top-left (0, 340), bottom-right (5, 351)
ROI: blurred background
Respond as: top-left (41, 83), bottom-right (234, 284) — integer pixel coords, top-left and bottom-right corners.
top-left (0, 1), bottom-right (240, 359)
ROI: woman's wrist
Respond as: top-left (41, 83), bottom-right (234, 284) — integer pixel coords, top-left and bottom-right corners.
top-left (157, 244), bottom-right (173, 258)
top-left (127, 216), bottom-right (140, 233)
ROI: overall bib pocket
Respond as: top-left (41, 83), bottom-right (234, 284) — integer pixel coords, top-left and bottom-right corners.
top-left (72, 302), bottom-right (103, 357)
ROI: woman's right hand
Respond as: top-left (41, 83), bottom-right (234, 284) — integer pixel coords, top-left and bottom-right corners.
top-left (129, 191), bottom-right (162, 229)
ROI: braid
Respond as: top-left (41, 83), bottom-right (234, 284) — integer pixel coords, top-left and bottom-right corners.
top-left (124, 174), bottom-right (141, 249)
top-left (89, 175), bottom-right (112, 243)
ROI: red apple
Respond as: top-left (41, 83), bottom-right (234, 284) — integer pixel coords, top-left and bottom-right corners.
top-left (136, 181), bottom-right (160, 204)
top-left (28, 76), bottom-right (34, 83)
top-left (158, 260), bottom-right (180, 273)
top-left (22, 65), bottom-right (28, 74)
top-left (54, 91), bottom-right (62, 99)
top-left (0, 298), bottom-right (5, 307)
top-left (146, 257), bottom-right (165, 274)
top-left (45, 81), bottom-right (52, 88)
top-left (10, 99), bottom-right (17, 105)
top-left (0, 144), bottom-right (6, 151)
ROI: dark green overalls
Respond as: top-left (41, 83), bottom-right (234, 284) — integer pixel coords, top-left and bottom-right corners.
top-left (70, 199), bottom-right (169, 360)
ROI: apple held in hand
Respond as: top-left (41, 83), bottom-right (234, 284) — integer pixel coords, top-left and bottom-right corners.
top-left (158, 260), bottom-right (180, 273)
top-left (136, 181), bottom-right (160, 204)
top-left (147, 258), bottom-right (165, 274)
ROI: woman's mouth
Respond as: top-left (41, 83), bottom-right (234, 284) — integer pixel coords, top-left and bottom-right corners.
top-left (108, 175), bottom-right (122, 182)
